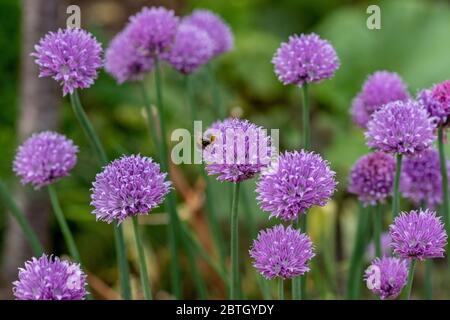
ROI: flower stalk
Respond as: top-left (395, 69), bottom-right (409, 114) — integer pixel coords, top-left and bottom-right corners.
top-left (230, 182), bottom-right (241, 299)
top-left (392, 153), bottom-right (403, 218)
top-left (131, 216), bottom-right (152, 300)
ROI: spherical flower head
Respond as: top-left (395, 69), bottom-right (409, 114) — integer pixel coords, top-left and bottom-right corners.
top-left (351, 71), bottom-right (409, 128)
top-left (249, 225), bottom-right (315, 279)
top-left (348, 152), bottom-right (395, 206)
top-left (420, 80), bottom-right (450, 127)
top-left (105, 29), bottom-right (154, 84)
top-left (13, 254), bottom-right (87, 300)
top-left (126, 6), bottom-right (179, 56)
top-left (390, 209), bottom-right (447, 260)
top-left (183, 9), bottom-right (233, 57)
top-left (256, 150), bottom-right (337, 221)
top-left (13, 131), bottom-right (78, 189)
top-left (91, 155), bottom-right (171, 224)
top-left (203, 118), bottom-right (272, 183)
top-left (367, 233), bottom-right (392, 260)
top-left (163, 23), bottom-right (214, 74)
top-left (31, 28), bottom-right (102, 96)
top-left (400, 148), bottom-right (450, 208)
top-left (364, 257), bottom-right (407, 300)
top-left (272, 33), bottom-right (340, 87)
top-left (365, 100), bottom-right (435, 155)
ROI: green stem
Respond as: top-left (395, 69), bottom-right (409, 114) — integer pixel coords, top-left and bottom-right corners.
top-left (154, 58), bottom-right (182, 298)
top-left (47, 185), bottom-right (81, 262)
top-left (392, 153), bottom-right (403, 219)
top-left (402, 259), bottom-right (416, 300)
top-left (180, 222), bottom-right (228, 283)
top-left (346, 204), bottom-right (370, 299)
top-left (131, 217), bottom-right (152, 300)
top-left (69, 90), bottom-right (131, 300)
top-left (139, 82), bottom-right (160, 152)
top-left (438, 127), bottom-right (450, 260)
top-left (373, 204), bottom-right (382, 258)
top-left (206, 63), bottom-right (225, 118)
top-left (298, 215), bottom-right (307, 299)
top-left (230, 182), bottom-right (241, 299)
top-left (0, 181), bottom-right (43, 256)
top-left (301, 83), bottom-right (310, 150)
top-left (278, 278), bottom-right (284, 300)
top-left (424, 259), bottom-right (432, 300)
top-left (185, 75), bottom-right (197, 129)
top-left (184, 231), bottom-right (208, 299)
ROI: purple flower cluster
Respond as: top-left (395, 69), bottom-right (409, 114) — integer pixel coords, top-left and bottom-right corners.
top-left (203, 118), bottom-right (272, 183)
top-left (272, 33), bottom-right (339, 87)
top-left (91, 155), bottom-right (171, 224)
top-left (32, 28), bottom-right (102, 96)
top-left (126, 7), bottom-right (179, 56)
top-left (425, 80), bottom-right (450, 127)
top-left (364, 257), bottom-right (407, 300)
top-left (348, 152), bottom-right (395, 206)
top-left (13, 131), bottom-right (78, 189)
top-left (365, 100), bottom-right (435, 155)
top-left (256, 150), bottom-right (337, 221)
top-left (184, 9), bottom-right (234, 58)
top-left (390, 209), bottom-right (447, 260)
top-left (351, 71), bottom-right (409, 128)
top-left (163, 23), bottom-right (214, 74)
top-left (249, 225), bottom-right (315, 279)
top-left (105, 29), bottom-right (154, 84)
top-left (400, 148), bottom-right (449, 208)
top-left (13, 254), bottom-right (87, 300)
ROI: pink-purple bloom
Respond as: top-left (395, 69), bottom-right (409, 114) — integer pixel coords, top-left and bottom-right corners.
top-left (105, 29), bottom-right (154, 84)
top-left (348, 152), bottom-right (395, 206)
top-left (184, 9), bottom-right (233, 58)
top-left (249, 225), bottom-right (315, 279)
top-left (390, 209), bottom-right (447, 260)
top-left (203, 118), bottom-right (272, 183)
top-left (13, 254), bottom-right (87, 300)
top-left (400, 148), bottom-right (450, 208)
top-left (91, 155), bottom-right (171, 224)
top-left (351, 71), bottom-right (409, 128)
top-left (32, 28), bottom-right (102, 96)
top-left (163, 23), bottom-right (214, 74)
top-left (126, 7), bottom-right (179, 57)
top-left (365, 100), bottom-right (435, 155)
top-left (420, 80), bottom-right (450, 127)
top-left (13, 131), bottom-right (78, 189)
top-left (256, 150), bottom-right (337, 221)
top-left (272, 33), bottom-right (339, 87)
top-left (364, 257), bottom-right (407, 300)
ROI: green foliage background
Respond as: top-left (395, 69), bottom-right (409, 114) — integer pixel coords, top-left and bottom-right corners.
top-left (1, 0), bottom-right (450, 298)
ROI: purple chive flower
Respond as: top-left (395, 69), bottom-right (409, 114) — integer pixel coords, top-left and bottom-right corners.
top-left (351, 71), bottom-right (409, 128)
top-left (364, 257), bottom-right (407, 300)
top-left (348, 152), bottom-right (395, 206)
top-left (419, 80), bottom-right (450, 127)
top-left (13, 131), bottom-right (78, 189)
top-left (13, 254), bottom-right (87, 300)
top-left (126, 6), bottom-right (179, 56)
top-left (163, 23), bottom-right (214, 74)
top-left (272, 33), bottom-right (340, 87)
top-left (105, 29), bottom-right (154, 84)
top-left (390, 209), bottom-right (448, 260)
top-left (32, 28), bottom-right (102, 96)
top-left (400, 148), bottom-right (450, 208)
top-left (249, 225), bottom-right (315, 280)
top-left (203, 118), bottom-right (272, 183)
top-left (184, 9), bottom-right (233, 58)
top-left (365, 100), bottom-right (435, 155)
top-left (256, 150), bottom-right (337, 221)
top-left (91, 155), bottom-right (171, 224)
top-left (367, 233), bottom-right (392, 260)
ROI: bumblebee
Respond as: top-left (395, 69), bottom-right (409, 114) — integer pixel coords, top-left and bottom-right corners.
top-left (197, 133), bottom-right (216, 150)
